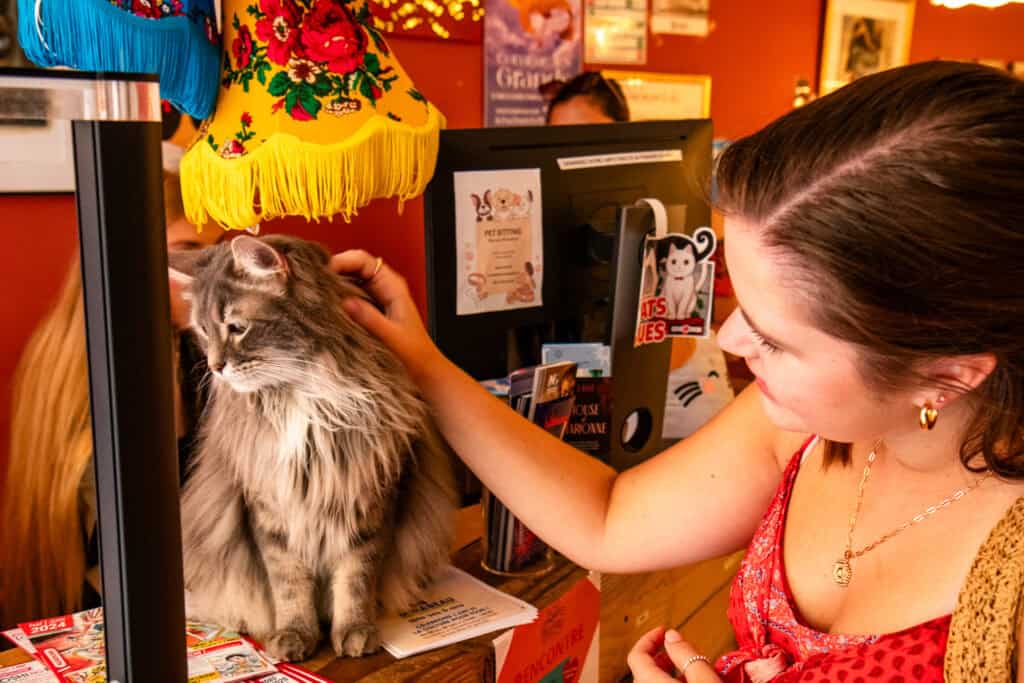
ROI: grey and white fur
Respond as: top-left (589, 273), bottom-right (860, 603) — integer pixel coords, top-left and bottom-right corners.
top-left (170, 235), bottom-right (456, 662)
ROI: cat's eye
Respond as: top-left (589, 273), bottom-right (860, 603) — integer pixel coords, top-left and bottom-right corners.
top-left (227, 322), bottom-right (248, 336)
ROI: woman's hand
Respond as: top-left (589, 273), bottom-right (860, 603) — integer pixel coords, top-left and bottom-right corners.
top-left (329, 250), bottom-right (445, 382)
top-left (627, 627), bottom-right (722, 682)
top-left (168, 270), bottom-right (192, 331)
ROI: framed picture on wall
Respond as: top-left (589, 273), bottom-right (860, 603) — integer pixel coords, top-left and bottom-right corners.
top-left (819, 0), bottom-right (915, 96)
top-left (0, 88), bottom-right (75, 193)
top-left (602, 70), bottom-right (710, 121)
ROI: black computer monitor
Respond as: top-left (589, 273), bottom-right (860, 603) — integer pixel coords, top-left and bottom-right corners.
top-left (424, 120), bottom-right (713, 382)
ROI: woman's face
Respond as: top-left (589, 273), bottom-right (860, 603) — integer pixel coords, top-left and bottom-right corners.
top-left (166, 216), bottom-right (225, 330)
top-left (717, 216), bottom-right (915, 442)
top-left (548, 96), bottom-right (614, 126)
top-left (166, 215), bottom-right (224, 252)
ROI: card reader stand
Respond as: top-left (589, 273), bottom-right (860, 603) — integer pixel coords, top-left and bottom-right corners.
top-left (604, 202), bottom-right (687, 471)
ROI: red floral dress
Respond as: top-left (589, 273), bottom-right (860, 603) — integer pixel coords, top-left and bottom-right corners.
top-left (715, 438), bottom-right (950, 683)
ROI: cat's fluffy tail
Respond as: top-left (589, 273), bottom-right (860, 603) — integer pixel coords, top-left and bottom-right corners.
top-left (180, 456), bottom-right (275, 639)
top-left (379, 427), bottom-right (458, 613)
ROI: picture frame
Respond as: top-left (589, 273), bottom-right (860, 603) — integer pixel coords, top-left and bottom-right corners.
top-left (602, 70), bottom-right (711, 121)
top-left (0, 87), bottom-right (76, 193)
top-left (819, 0), bottom-right (915, 96)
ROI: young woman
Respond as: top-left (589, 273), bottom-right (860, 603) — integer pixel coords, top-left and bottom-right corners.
top-left (0, 172), bottom-right (224, 628)
top-left (333, 61), bottom-right (1024, 681)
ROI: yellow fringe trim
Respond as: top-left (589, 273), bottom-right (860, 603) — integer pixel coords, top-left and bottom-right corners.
top-left (180, 104), bottom-right (445, 230)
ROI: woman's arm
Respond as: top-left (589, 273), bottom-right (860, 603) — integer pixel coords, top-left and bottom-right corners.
top-left (333, 251), bottom-right (785, 573)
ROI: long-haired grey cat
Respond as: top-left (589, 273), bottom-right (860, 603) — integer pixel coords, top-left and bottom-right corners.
top-left (169, 235), bottom-right (456, 662)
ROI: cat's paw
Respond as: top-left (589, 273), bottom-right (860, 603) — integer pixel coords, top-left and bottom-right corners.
top-left (265, 627), bottom-right (321, 662)
top-left (332, 622), bottom-right (381, 658)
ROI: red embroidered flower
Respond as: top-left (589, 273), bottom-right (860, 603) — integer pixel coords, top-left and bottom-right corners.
top-left (232, 25), bottom-right (254, 68)
top-left (288, 101), bottom-right (315, 121)
top-left (130, 0), bottom-right (163, 19)
top-left (256, 0), bottom-right (303, 66)
top-left (299, 1), bottom-right (368, 75)
top-left (240, 112), bottom-right (253, 127)
top-left (220, 139), bottom-right (247, 159)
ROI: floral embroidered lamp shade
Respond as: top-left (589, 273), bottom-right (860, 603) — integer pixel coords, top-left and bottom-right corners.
top-left (16, 0), bottom-right (221, 117)
top-left (179, 0), bottom-right (445, 230)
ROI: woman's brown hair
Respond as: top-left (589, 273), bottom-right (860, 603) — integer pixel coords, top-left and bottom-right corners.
top-left (715, 61), bottom-right (1024, 474)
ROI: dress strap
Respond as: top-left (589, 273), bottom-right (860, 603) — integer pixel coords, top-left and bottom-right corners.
top-left (799, 436), bottom-right (820, 466)
top-left (945, 495), bottom-right (1024, 681)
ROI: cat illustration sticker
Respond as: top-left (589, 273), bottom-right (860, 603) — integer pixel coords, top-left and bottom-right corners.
top-left (454, 169), bottom-right (544, 316)
top-left (635, 227), bottom-right (717, 346)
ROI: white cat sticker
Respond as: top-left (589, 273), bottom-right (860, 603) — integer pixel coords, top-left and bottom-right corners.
top-left (636, 227), bottom-right (717, 346)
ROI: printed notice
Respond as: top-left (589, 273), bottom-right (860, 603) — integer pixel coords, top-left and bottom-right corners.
top-left (454, 168), bottom-right (544, 316)
top-left (377, 566), bottom-right (538, 658)
top-left (584, 0), bottom-right (648, 64)
top-left (557, 149), bottom-right (682, 170)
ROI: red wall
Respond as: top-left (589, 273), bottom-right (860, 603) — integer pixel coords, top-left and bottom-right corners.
top-left (3, 0), bottom-right (1024, 493)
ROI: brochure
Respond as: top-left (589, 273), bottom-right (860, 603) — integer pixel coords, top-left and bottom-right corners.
top-left (187, 639), bottom-right (277, 682)
top-left (494, 574), bottom-right (601, 683)
top-left (0, 661), bottom-right (58, 683)
top-left (377, 566), bottom-right (537, 658)
top-left (5, 610), bottom-right (324, 683)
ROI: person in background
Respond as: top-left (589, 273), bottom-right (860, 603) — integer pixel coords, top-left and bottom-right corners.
top-left (541, 71), bottom-right (630, 125)
top-left (0, 166), bottom-right (225, 628)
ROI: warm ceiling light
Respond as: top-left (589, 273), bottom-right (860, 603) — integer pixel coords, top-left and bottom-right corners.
top-left (931, 0), bottom-right (1024, 7)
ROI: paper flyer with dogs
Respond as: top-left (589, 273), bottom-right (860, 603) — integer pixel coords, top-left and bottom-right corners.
top-left (454, 169), bottom-right (544, 316)
top-left (635, 226), bottom-right (717, 346)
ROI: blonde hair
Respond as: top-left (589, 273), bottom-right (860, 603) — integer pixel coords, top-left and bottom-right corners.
top-left (0, 262), bottom-right (92, 626)
top-left (0, 172), bottom-right (200, 627)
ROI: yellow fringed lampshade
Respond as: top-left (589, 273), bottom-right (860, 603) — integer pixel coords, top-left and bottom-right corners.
top-left (180, 0), bottom-right (445, 229)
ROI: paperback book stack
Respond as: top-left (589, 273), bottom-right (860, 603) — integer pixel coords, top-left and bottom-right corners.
top-left (1, 609), bottom-right (330, 683)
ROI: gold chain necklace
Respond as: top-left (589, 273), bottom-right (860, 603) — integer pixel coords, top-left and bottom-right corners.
top-left (832, 440), bottom-right (992, 587)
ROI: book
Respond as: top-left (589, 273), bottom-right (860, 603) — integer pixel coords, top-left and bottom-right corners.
top-left (377, 566), bottom-right (537, 659)
top-left (485, 361), bottom-right (576, 574)
top-left (563, 377), bottom-right (612, 459)
top-left (527, 361), bottom-right (577, 439)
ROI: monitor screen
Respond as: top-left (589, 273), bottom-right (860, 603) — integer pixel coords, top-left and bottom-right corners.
top-left (424, 120), bottom-right (713, 382)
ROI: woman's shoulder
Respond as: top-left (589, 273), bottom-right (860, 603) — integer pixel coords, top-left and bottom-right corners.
top-left (947, 495), bottom-right (1024, 682)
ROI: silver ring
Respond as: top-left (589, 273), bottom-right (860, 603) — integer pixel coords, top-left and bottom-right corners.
top-left (680, 654), bottom-right (711, 677)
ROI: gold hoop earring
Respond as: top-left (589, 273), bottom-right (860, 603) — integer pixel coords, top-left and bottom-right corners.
top-left (919, 402), bottom-right (939, 431)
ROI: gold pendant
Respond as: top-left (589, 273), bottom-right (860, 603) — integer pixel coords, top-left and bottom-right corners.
top-left (832, 556), bottom-right (852, 587)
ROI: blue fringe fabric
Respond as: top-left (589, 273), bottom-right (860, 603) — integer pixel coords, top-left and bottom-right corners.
top-left (17, 0), bottom-right (221, 118)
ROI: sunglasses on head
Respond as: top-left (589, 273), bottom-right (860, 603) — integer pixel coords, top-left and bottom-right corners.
top-left (539, 72), bottom-right (626, 108)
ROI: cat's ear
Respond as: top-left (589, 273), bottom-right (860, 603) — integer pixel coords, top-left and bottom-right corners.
top-left (231, 235), bottom-right (288, 280)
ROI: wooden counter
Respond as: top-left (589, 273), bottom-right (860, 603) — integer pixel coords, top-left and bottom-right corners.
top-left (1, 508), bottom-right (741, 682)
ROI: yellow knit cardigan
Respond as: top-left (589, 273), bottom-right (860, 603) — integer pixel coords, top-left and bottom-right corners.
top-left (946, 497), bottom-right (1024, 681)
